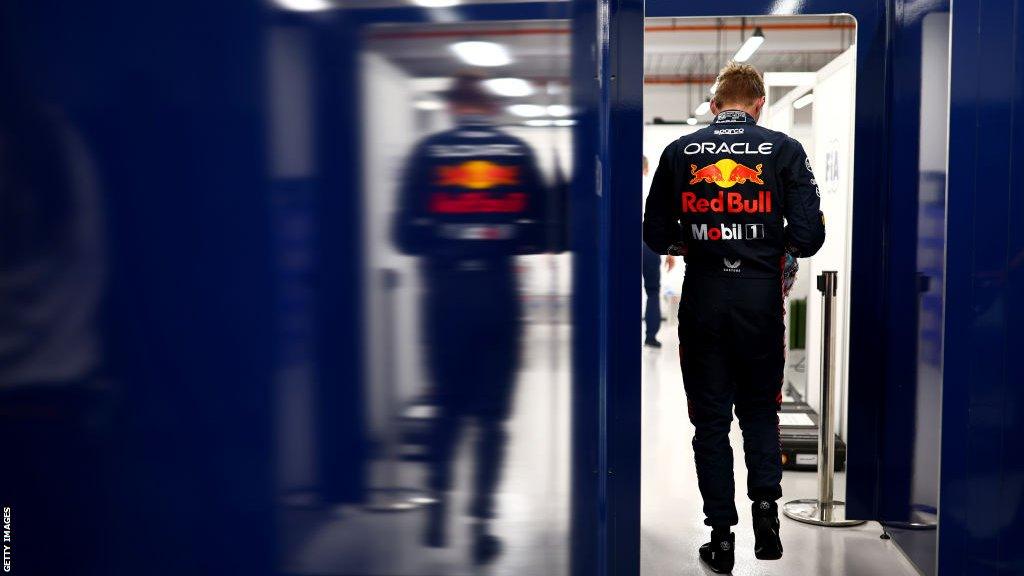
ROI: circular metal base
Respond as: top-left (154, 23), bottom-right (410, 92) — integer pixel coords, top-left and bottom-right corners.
top-left (783, 499), bottom-right (866, 527)
top-left (363, 487), bottom-right (433, 513)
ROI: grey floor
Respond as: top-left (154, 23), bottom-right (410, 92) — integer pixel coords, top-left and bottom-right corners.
top-left (280, 317), bottom-right (923, 576)
top-left (642, 322), bottom-right (923, 576)
top-left (282, 322), bottom-right (571, 575)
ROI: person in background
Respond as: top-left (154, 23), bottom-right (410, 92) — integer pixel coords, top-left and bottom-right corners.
top-left (0, 98), bottom-right (110, 576)
top-left (643, 62), bottom-right (824, 573)
top-left (642, 155), bottom-right (675, 348)
top-left (393, 72), bottom-right (551, 565)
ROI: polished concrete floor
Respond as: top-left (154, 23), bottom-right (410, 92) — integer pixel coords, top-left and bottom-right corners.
top-left (642, 322), bottom-right (923, 576)
top-left (282, 322), bottom-right (571, 575)
top-left (281, 316), bottom-right (924, 575)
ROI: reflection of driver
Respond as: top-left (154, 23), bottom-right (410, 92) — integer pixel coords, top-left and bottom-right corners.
top-left (393, 72), bottom-right (549, 565)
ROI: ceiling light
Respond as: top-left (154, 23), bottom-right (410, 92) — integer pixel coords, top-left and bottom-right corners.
top-left (411, 77), bottom-right (452, 93)
top-left (524, 119), bottom-right (554, 127)
top-left (483, 78), bottom-right (534, 97)
top-left (412, 0), bottom-right (460, 6)
top-left (450, 41), bottom-right (511, 67)
top-left (508, 104), bottom-right (547, 117)
top-left (733, 27), bottom-right (765, 62)
top-left (546, 83), bottom-right (566, 95)
top-left (709, 82), bottom-right (719, 94)
top-left (793, 93), bottom-right (815, 109)
top-left (686, 117), bottom-right (698, 126)
top-left (274, 0), bottom-right (332, 11)
top-left (414, 99), bottom-right (444, 111)
top-left (553, 119), bottom-right (576, 127)
top-left (695, 99), bottom-right (711, 116)
top-left (547, 104), bottom-right (572, 117)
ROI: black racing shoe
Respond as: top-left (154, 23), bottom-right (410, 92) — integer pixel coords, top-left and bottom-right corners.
top-left (471, 523), bottom-right (502, 565)
top-left (644, 337), bottom-right (662, 348)
top-left (752, 501), bottom-right (783, 560)
top-left (422, 498), bottom-right (448, 548)
top-left (698, 531), bottom-right (735, 574)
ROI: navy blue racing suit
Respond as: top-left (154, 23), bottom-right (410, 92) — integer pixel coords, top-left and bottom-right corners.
top-left (643, 109), bottom-right (825, 527)
top-left (394, 121), bottom-right (550, 520)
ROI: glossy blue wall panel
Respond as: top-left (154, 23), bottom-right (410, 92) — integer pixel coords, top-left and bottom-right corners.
top-left (943, 0), bottom-right (1024, 573)
top-left (607, 1), bottom-right (645, 574)
top-left (881, 0), bottom-right (949, 537)
top-left (0, 1), bottom-right (278, 573)
top-left (570, 1), bottom-right (645, 574)
top-left (569, 3), bottom-right (602, 575)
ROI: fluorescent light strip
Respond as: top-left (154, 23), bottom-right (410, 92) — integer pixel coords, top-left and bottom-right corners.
top-left (733, 34), bottom-right (764, 63)
top-left (508, 104), bottom-right (547, 117)
top-left (450, 41), bottom-right (511, 67)
top-left (695, 100), bottom-right (711, 116)
top-left (414, 100), bottom-right (444, 111)
top-left (484, 78), bottom-right (534, 97)
top-left (412, 77), bottom-right (453, 93)
top-left (412, 0), bottom-right (460, 6)
top-left (547, 104), bottom-right (571, 117)
top-left (274, 0), bottom-right (331, 11)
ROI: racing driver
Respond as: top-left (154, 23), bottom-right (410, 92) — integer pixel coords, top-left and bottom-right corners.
top-left (643, 62), bottom-right (826, 573)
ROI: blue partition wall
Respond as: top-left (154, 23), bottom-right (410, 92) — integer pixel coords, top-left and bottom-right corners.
top-left (943, 1), bottom-right (1024, 573)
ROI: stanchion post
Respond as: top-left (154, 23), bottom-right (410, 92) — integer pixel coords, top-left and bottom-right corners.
top-left (782, 271), bottom-right (864, 527)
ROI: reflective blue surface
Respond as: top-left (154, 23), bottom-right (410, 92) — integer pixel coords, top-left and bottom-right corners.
top-left (943, 0), bottom-right (1024, 573)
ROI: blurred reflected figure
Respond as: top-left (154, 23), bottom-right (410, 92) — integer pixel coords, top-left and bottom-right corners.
top-left (0, 99), bottom-right (108, 575)
top-left (393, 73), bottom-right (548, 565)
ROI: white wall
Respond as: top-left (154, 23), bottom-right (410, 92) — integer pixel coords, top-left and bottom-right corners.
top-left (361, 51), bottom-right (421, 442)
top-left (805, 47), bottom-right (857, 440)
top-left (644, 84), bottom-right (705, 124)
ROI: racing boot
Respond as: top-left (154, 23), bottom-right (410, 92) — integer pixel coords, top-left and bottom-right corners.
top-left (471, 521), bottom-right (502, 565)
top-left (752, 500), bottom-right (783, 560)
top-left (422, 496), bottom-right (448, 548)
top-left (698, 528), bottom-right (734, 574)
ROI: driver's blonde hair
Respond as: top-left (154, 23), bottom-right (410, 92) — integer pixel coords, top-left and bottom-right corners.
top-left (712, 61), bottom-right (765, 108)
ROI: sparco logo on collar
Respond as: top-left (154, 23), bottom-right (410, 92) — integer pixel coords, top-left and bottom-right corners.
top-left (683, 142), bottom-right (774, 155)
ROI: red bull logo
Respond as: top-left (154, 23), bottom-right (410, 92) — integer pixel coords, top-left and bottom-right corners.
top-left (429, 192), bottom-right (527, 214)
top-left (689, 159), bottom-right (764, 188)
top-left (436, 161), bottom-right (520, 190)
top-left (681, 190), bottom-right (772, 214)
